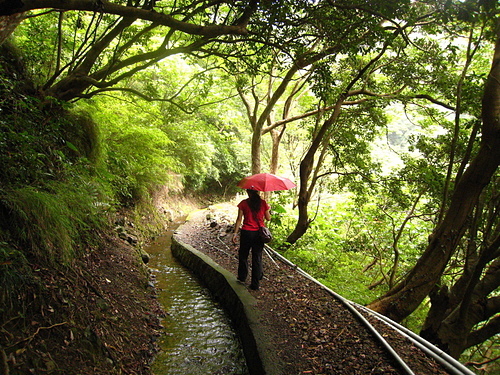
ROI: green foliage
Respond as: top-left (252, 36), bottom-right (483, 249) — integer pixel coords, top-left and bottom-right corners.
top-left (61, 111), bottom-right (100, 163)
top-left (0, 45), bottom-right (101, 190)
top-left (79, 57), bottom-right (251, 199)
top-left (1, 187), bottom-right (77, 263)
top-left (12, 12), bottom-right (60, 84)
top-left (272, 193), bottom-right (433, 305)
top-left (191, 132), bottom-right (249, 196)
top-left (78, 96), bottom-right (177, 204)
top-left (287, 245), bottom-right (381, 304)
top-left (0, 91), bottom-right (63, 187)
top-left (106, 122), bottom-right (176, 205)
top-left (462, 332), bottom-right (500, 374)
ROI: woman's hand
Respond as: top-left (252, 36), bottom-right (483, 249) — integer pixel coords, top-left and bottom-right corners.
top-left (232, 232), bottom-right (238, 244)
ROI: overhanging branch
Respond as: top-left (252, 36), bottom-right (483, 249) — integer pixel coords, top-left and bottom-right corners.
top-left (16, 0), bottom-right (251, 36)
top-left (79, 86), bottom-right (237, 114)
top-left (466, 314), bottom-right (500, 349)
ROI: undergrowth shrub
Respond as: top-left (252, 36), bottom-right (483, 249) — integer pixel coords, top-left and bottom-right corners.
top-left (0, 183), bottom-right (108, 266)
top-left (60, 110), bottom-right (100, 163)
top-left (0, 42), bottom-right (114, 267)
top-left (0, 241), bottom-right (33, 315)
top-left (271, 196), bottom-right (389, 304)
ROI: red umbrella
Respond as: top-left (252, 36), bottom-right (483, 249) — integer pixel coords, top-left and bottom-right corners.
top-left (237, 173), bottom-right (296, 192)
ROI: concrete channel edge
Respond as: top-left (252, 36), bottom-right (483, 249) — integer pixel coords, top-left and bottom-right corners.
top-left (171, 234), bottom-right (283, 375)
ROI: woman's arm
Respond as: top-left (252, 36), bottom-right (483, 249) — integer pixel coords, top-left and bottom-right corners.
top-left (232, 208), bottom-right (243, 244)
top-left (264, 208), bottom-right (271, 221)
top-left (264, 200), bottom-right (271, 221)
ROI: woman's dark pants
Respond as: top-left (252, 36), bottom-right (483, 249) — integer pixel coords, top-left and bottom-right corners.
top-left (238, 229), bottom-right (264, 289)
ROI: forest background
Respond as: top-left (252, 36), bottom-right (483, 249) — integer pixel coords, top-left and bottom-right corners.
top-left (1, 0), bottom-right (500, 373)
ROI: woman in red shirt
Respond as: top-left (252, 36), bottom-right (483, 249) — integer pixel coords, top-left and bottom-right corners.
top-left (232, 189), bottom-right (271, 290)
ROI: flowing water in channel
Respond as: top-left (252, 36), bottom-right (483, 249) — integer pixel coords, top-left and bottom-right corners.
top-left (147, 228), bottom-right (249, 375)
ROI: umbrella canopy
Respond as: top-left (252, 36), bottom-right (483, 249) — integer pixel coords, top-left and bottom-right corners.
top-left (237, 173), bottom-right (296, 192)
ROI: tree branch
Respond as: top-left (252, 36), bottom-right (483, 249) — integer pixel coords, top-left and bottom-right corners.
top-left (466, 314), bottom-right (500, 349)
top-left (412, 94), bottom-right (455, 111)
top-left (17, 0), bottom-right (251, 36)
top-left (263, 86), bottom-right (404, 134)
top-left (80, 86), bottom-right (235, 113)
top-left (485, 295), bottom-right (500, 317)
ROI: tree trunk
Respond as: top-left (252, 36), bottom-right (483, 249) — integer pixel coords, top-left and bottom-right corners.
top-left (285, 97), bottom-right (344, 245)
top-left (367, 20), bottom-right (500, 324)
top-left (285, 156), bottom-right (313, 244)
top-left (424, 257), bottom-right (500, 357)
top-left (251, 130), bottom-right (262, 174)
top-left (421, 229), bottom-right (500, 357)
top-left (269, 127), bottom-right (281, 175)
top-left (0, 12), bottom-right (25, 45)
top-left (367, 138), bottom-right (500, 322)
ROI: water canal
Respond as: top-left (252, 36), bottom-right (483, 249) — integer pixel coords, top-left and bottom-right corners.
top-left (147, 227), bottom-right (249, 375)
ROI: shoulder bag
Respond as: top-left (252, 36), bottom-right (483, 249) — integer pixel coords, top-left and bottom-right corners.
top-left (252, 209), bottom-right (272, 243)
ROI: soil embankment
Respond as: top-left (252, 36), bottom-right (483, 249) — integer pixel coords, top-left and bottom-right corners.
top-left (1, 195), bottom-right (199, 375)
top-left (1, 233), bottom-right (164, 374)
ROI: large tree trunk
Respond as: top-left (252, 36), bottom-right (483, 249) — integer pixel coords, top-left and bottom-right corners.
top-left (368, 142), bottom-right (500, 321)
top-left (367, 19), bottom-right (500, 325)
top-left (0, 9), bottom-right (25, 45)
top-left (421, 224), bottom-right (500, 355)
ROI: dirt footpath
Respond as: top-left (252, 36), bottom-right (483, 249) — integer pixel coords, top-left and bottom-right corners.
top-left (175, 203), bottom-right (451, 375)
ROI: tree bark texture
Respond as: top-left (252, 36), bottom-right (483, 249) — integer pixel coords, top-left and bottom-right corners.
top-left (285, 97), bottom-right (344, 245)
top-left (420, 254), bottom-right (500, 357)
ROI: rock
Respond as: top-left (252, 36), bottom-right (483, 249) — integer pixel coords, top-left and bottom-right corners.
top-left (163, 209), bottom-right (174, 222)
top-left (115, 217), bottom-right (126, 226)
top-left (126, 234), bottom-right (138, 245)
top-left (140, 250), bottom-right (150, 264)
